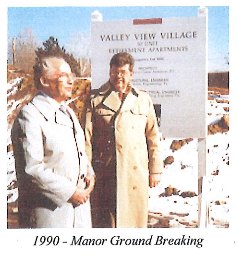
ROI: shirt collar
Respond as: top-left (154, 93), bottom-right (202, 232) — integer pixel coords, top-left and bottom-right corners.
top-left (40, 91), bottom-right (66, 110)
top-left (101, 80), bottom-right (139, 97)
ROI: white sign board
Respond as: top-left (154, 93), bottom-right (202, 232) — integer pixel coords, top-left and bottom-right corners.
top-left (91, 13), bottom-right (207, 138)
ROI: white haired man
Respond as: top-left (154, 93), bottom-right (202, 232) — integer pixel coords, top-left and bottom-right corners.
top-left (11, 56), bottom-right (95, 228)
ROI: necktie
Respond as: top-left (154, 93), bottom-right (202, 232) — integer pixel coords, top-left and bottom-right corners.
top-left (118, 92), bottom-right (124, 101)
top-left (59, 105), bottom-right (71, 118)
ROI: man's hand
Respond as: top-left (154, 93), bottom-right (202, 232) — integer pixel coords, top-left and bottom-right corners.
top-left (68, 175), bottom-right (95, 207)
top-left (84, 174), bottom-right (96, 194)
top-left (68, 187), bottom-right (89, 207)
top-left (149, 173), bottom-right (162, 188)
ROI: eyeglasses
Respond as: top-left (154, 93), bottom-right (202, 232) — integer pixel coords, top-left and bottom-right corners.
top-left (110, 69), bottom-right (131, 76)
top-left (57, 72), bottom-right (76, 82)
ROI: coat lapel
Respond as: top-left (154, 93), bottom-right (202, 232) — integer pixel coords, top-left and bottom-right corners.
top-left (99, 82), bottom-right (122, 113)
top-left (66, 106), bottom-right (82, 134)
top-left (31, 93), bottom-right (55, 121)
top-left (55, 110), bottom-right (73, 129)
top-left (102, 91), bottom-right (122, 112)
top-left (99, 81), bottom-right (140, 114)
top-left (31, 92), bottom-right (73, 129)
top-left (119, 90), bottom-right (138, 113)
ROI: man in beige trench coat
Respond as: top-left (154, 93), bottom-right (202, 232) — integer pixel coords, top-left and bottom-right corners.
top-left (85, 52), bottom-right (164, 228)
top-left (11, 56), bottom-right (95, 228)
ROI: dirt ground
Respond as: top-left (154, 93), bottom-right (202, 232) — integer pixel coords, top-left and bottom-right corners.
top-left (7, 201), bottom-right (18, 229)
top-left (7, 201), bottom-right (198, 229)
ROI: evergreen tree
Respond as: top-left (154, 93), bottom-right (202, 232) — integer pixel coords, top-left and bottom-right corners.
top-left (34, 37), bottom-right (81, 88)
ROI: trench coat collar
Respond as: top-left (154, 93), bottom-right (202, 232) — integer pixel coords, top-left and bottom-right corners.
top-left (31, 92), bottom-right (73, 128)
top-left (99, 81), bottom-right (140, 113)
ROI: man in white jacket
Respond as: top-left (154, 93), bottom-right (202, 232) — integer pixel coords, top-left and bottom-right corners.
top-left (11, 56), bottom-right (95, 228)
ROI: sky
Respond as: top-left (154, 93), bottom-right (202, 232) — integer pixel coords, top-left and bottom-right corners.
top-left (7, 5), bottom-right (229, 72)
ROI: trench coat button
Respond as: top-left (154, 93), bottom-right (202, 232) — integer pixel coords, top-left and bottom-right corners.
top-left (117, 144), bottom-right (123, 149)
top-left (133, 166), bottom-right (137, 170)
top-left (133, 186), bottom-right (137, 190)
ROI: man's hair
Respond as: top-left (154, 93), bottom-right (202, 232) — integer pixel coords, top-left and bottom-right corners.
top-left (110, 52), bottom-right (135, 71)
top-left (34, 56), bottom-right (66, 89)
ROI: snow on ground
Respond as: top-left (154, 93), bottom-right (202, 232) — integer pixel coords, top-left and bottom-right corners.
top-left (7, 77), bottom-right (22, 92)
top-left (7, 76), bottom-right (229, 228)
top-left (148, 138), bottom-right (199, 228)
top-left (148, 94), bottom-right (229, 228)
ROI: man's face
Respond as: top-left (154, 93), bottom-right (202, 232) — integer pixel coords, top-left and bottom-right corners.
top-left (42, 59), bottom-right (75, 102)
top-left (109, 64), bottom-right (134, 92)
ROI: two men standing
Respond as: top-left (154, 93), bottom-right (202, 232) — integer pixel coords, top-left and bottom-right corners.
top-left (11, 52), bottom-right (163, 228)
